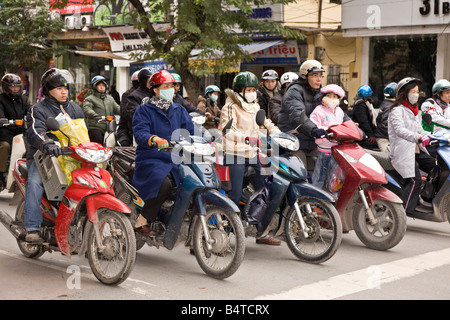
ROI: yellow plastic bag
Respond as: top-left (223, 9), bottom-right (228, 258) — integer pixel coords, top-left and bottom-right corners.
top-left (52, 118), bottom-right (90, 185)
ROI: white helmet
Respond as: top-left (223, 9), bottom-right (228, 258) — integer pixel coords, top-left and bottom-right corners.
top-left (280, 72), bottom-right (299, 86)
top-left (299, 59), bottom-right (325, 77)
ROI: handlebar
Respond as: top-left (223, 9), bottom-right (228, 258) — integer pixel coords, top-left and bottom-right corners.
top-left (0, 118), bottom-right (24, 127)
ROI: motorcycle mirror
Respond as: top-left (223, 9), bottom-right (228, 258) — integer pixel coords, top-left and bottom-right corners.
top-left (108, 119), bottom-right (117, 133)
top-left (422, 113), bottom-right (432, 125)
top-left (222, 118), bottom-right (233, 135)
top-left (256, 109), bottom-right (266, 126)
top-left (46, 118), bottom-right (60, 131)
top-left (294, 112), bottom-right (308, 131)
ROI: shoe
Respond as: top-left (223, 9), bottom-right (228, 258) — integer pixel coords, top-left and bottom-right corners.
top-left (256, 236), bottom-right (281, 246)
top-left (25, 231), bottom-right (43, 244)
top-left (134, 225), bottom-right (153, 236)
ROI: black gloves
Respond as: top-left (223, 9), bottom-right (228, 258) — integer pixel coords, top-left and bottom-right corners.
top-left (312, 128), bottom-right (328, 138)
top-left (40, 139), bottom-right (62, 157)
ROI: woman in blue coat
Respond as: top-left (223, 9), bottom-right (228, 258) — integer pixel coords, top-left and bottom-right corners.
top-left (132, 70), bottom-right (195, 235)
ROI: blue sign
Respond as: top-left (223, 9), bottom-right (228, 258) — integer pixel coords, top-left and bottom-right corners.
top-left (130, 60), bottom-right (173, 76)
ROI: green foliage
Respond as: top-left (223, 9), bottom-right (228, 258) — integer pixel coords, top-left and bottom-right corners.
top-left (0, 0), bottom-right (65, 74)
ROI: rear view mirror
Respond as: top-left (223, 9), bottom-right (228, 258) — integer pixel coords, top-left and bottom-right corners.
top-left (222, 119), bottom-right (233, 135)
top-left (256, 109), bottom-right (266, 126)
top-left (294, 112), bottom-right (308, 131)
top-left (46, 118), bottom-right (60, 131)
top-left (422, 113), bottom-right (432, 125)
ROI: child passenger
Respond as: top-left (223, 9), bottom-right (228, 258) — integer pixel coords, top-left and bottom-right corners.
top-left (309, 84), bottom-right (346, 187)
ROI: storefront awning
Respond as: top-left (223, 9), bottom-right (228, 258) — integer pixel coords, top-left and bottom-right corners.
top-left (239, 40), bottom-right (283, 54)
top-left (73, 50), bottom-right (130, 60)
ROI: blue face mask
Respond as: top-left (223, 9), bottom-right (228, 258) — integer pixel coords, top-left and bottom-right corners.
top-left (159, 88), bottom-right (175, 101)
top-left (210, 94), bottom-right (218, 102)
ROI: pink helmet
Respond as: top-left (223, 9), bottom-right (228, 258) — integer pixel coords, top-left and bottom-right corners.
top-left (320, 84), bottom-right (345, 98)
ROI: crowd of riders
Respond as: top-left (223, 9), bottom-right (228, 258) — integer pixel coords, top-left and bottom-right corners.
top-left (1, 61), bottom-right (450, 244)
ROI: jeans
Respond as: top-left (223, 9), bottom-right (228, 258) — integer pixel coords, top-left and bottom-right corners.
top-left (311, 151), bottom-right (332, 188)
top-left (24, 161), bottom-right (45, 232)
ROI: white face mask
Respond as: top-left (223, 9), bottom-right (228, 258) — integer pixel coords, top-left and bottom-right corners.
top-left (323, 96), bottom-right (340, 109)
top-left (408, 93), bottom-right (419, 105)
top-left (244, 92), bottom-right (257, 103)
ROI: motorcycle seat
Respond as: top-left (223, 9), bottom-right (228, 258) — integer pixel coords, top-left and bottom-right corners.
top-left (364, 149), bottom-right (396, 171)
top-left (19, 161), bottom-right (28, 179)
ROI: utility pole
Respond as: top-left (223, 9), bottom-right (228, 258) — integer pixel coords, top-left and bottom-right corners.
top-left (318, 0), bottom-right (323, 28)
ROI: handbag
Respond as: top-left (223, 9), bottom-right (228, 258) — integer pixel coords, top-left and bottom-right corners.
top-left (244, 176), bottom-right (273, 225)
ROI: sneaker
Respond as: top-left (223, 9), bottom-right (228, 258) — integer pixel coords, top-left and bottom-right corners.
top-left (25, 231), bottom-right (43, 244)
top-left (256, 235), bottom-right (281, 246)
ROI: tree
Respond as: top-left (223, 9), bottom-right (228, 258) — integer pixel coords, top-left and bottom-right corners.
top-left (0, 0), bottom-right (65, 74)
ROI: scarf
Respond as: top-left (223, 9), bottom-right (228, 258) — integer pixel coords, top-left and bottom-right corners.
top-left (149, 96), bottom-right (171, 112)
top-left (401, 100), bottom-right (419, 116)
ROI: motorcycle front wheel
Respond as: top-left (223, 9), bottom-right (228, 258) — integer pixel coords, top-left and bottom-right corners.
top-left (284, 196), bottom-right (342, 264)
top-left (86, 209), bottom-right (136, 285)
top-left (192, 205), bottom-right (245, 280)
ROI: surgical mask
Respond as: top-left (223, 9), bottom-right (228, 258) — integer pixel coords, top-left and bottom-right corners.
top-left (210, 94), bottom-right (218, 102)
top-left (408, 93), bottom-right (419, 105)
top-left (244, 92), bottom-right (257, 103)
top-left (323, 96), bottom-right (340, 109)
top-left (159, 88), bottom-right (175, 102)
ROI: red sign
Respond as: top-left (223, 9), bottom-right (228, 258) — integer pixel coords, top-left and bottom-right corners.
top-left (49, 0), bottom-right (94, 14)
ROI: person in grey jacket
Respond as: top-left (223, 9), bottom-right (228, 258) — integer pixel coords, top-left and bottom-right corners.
top-left (388, 77), bottom-right (436, 215)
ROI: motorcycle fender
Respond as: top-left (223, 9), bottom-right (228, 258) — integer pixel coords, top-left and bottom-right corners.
top-left (362, 185), bottom-right (403, 205)
top-left (195, 189), bottom-right (240, 215)
top-left (85, 193), bottom-right (131, 223)
top-left (287, 182), bottom-right (336, 206)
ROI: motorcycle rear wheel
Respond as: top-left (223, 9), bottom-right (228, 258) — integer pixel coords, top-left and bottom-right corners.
top-left (353, 199), bottom-right (407, 251)
top-left (15, 200), bottom-right (45, 259)
top-left (193, 205), bottom-right (245, 279)
top-left (284, 196), bottom-right (342, 264)
top-left (86, 209), bottom-right (136, 285)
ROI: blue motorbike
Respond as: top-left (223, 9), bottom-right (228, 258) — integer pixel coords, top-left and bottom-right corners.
top-left (109, 136), bottom-right (245, 280)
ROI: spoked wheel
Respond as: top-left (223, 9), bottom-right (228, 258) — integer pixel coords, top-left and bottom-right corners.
top-left (353, 199), bottom-right (407, 251)
top-left (15, 200), bottom-right (45, 259)
top-left (87, 210), bottom-right (136, 285)
top-left (284, 197), bottom-right (342, 264)
top-left (193, 205), bottom-right (245, 279)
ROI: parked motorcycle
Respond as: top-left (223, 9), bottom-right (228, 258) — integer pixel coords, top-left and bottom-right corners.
top-left (219, 110), bottom-right (342, 264)
top-left (109, 135), bottom-right (246, 280)
top-left (0, 117), bottom-right (136, 285)
top-left (367, 113), bottom-right (450, 224)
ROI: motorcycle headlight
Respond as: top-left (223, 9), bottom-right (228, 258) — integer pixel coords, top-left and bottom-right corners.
top-left (359, 153), bottom-right (384, 175)
top-left (75, 147), bottom-right (113, 163)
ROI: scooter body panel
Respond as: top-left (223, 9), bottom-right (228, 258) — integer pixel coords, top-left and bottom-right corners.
top-left (6, 133), bottom-right (25, 190)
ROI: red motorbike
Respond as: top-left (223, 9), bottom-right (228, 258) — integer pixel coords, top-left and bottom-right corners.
top-left (324, 120), bottom-right (407, 250)
top-left (0, 118), bottom-right (136, 285)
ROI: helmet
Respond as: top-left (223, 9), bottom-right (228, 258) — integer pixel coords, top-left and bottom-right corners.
top-left (321, 84), bottom-right (345, 99)
top-left (171, 72), bottom-right (182, 83)
top-left (357, 85), bottom-right (373, 98)
top-left (205, 85), bottom-right (221, 95)
top-left (299, 60), bottom-right (325, 77)
top-left (90, 75), bottom-right (108, 89)
top-left (138, 67), bottom-right (153, 84)
top-left (383, 82), bottom-right (397, 98)
top-left (1, 73), bottom-right (23, 98)
top-left (149, 70), bottom-right (175, 89)
top-left (131, 70), bottom-right (140, 81)
top-left (396, 77), bottom-right (422, 95)
top-left (280, 72), bottom-right (299, 86)
top-left (261, 69), bottom-right (278, 80)
top-left (41, 68), bottom-right (74, 95)
top-left (232, 71), bottom-right (258, 92)
top-left (432, 79), bottom-right (450, 95)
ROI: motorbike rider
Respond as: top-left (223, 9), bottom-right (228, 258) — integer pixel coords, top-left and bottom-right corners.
top-left (257, 69), bottom-right (279, 119)
top-left (388, 77), bottom-right (437, 216)
top-left (220, 71), bottom-right (281, 245)
top-left (0, 73), bottom-right (30, 189)
top-left (171, 72), bottom-right (207, 116)
top-left (196, 84), bottom-right (221, 129)
top-left (421, 79), bottom-right (450, 133)
top-left (374, 82), bottom-right (397, 152)
top-left (24, 68), bottom-right (86, 243)
top-left (268, 72), bottom-right (299, 125)
top-left (82, 75), bottom-right (120, 145)
top-left (132, 70), bottom-right (196, 235)
top-left (351, 85), bottom-right (378, 149)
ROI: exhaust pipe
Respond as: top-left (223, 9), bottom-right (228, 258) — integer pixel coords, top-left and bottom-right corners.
top-left (0, 210), bottom-right (21, 239)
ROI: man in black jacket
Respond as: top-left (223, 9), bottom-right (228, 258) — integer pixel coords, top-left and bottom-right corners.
top-left (0, 74), bottom-right (30, 188)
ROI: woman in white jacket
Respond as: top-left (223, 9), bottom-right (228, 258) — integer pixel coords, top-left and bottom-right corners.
top-left (388, 77), bottom-right (437, 215)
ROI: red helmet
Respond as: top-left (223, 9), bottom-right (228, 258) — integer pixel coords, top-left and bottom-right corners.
top-left (149, 70), bottom-right (175, 89)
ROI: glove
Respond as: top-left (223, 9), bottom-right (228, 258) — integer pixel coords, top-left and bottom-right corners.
top-left (419, 134), bottom-right (430, 147)
top-left (245, 137), bottom-right (260, 147)
top-left (150, 135), bottom-right (169, 150)
top-left (92, 114), bottom-right (102, 122)
top-left (312, 128), bottom-right (328, 138)
top-left (40, 140), bottom-right (62, 157)
top-left (368, 136), bottom-right (377, 144)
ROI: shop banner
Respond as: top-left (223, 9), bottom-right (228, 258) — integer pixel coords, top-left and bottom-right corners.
top-left (49, 0), bottom-right (94, 14)
top-left (241, 40), bottom-right (300, 65)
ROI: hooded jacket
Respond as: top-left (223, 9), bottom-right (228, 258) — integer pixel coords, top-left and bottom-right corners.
top-left (82, 91), bottom-right (120, 133)
top-left (196, 95), bottom-right (221, 129)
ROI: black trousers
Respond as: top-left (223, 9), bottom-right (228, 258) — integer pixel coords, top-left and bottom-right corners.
top-left (141, 175), bottom-right (173, 223)
top-left (401, 151), bottom-right (436, 214)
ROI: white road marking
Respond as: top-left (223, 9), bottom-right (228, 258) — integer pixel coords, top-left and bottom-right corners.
top-left (256, 248), bottom-right (450, 300)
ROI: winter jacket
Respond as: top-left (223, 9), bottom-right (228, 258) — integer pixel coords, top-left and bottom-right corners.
top-left (374, 99), bottom-right (394, 139)
top-left (196, 95), bottom-right (221, 129)
top-left (82, 91), bottom-right (120, 134)
top-left (116, 86), bottom-right (137, 146)
top-left (257, 86), bottom-right (277, 119)
top-left (220, 89), bottom-right (280, 159)
top-left (268, 86), bottom-right (289, 125)
top-left (0, 93), bottom-right (30, 145)
top-left (174, 91), bottom-right (202, 114)
top-left (352, 98), bottom-right (376, 138)
top-left (388, 102), bottom-right (428, 178)
top-left (26, 96), bottom-right (85, 161)
top-left (132, 101), bottom-right (195, 200)
top-left (420, 97), bottom-right (450, 132)
top-left (309, 104), bottom-right (345, 154)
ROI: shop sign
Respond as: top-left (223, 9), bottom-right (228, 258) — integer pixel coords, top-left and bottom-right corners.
top-left (49, 0), bottom-right (94, 14)
top-left (129, 61), bottom-right (173, 76)
top-left (103, 26), bottom-right (151, 52)
top-left (241, 40), bottom-right (300, 65)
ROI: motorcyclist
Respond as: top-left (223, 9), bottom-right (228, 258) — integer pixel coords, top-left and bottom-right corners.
top-left (82, 75), bottom-right (120, 145)
top-left (374, 82), bottom-right (397, 152)
top-left (257, 69), bottom-right (279, 119)
top-left (220, 71), bottom-right (281, 245)
top-left (25, 68), bottom-right (86, 243)
top-left (171, 72), bottom-right (206, 115)
top-left (421, 79), bottom-right (450, 132)
top-left (0, 73), bottom-right (30, 188)
top-left (196, 84), bottom-right (221, 129)
top-left (268, 72), bottom-right (298, 125)
top-left (352, 85), bottom-right (378, 149)
top-left (132, 70), bottom-right (196, 235)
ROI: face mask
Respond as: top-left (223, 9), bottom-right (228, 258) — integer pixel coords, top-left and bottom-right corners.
top-left (210, 94), bottom-right (218, 102)
top-left (323, 96), bottom-right (340, 109)
top-left (244, 92), bottom-right (257, 103)
top-left (408, 93), bottom-right (419, 105)
top-left (159, 88), bottom-right (175, 102)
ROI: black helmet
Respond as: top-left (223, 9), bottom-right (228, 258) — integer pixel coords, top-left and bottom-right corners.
top-left (1, 73), bottom-right (23, 98)
top-left (138, 67), bottom-right (153, 85)
top-left (41, 68), bottom-right (74, 95)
